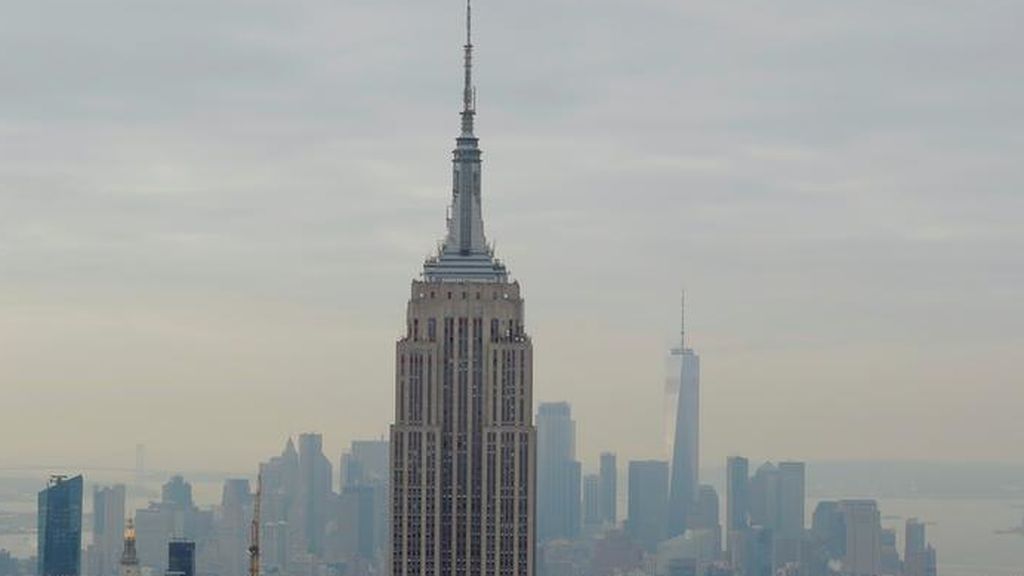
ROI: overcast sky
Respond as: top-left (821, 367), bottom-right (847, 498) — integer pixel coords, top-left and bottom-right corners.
top-left (1, 0), bottom-right (1021, 474)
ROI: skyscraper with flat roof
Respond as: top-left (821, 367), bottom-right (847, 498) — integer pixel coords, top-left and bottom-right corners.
top-left (38, 475), bottom-right (83, 576)
top-left (90, 485), bottom-right (125, 576)
top-left (340, 438), bottom-right (390, 567)
top-left (218, 479), bottom-right (251, 576)
top-left (389, 3), bottom-right (535, 575)
top-left (777, 462), bottom-right (805, 539)
top-left (838, 500), bottom-right (881, 576)
top-left (725, 457), bottom-right (749, 535)
top-left (537, 402), bottom-right (581, 543)
top-left (583, 474), bottom-right (602, 527)
top-left (298, 433), bottom-right (332, 556)
top-left (599, 453), bottom-right (617, 526)
top-left (627, 461), bottom-right (668, 553)
top-left (166, 541), bottom-right (194, 576)
top-left (776, 462), bottom-right (806, 566)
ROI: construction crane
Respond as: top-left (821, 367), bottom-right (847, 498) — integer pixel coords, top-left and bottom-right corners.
top-left (248, 473), bottom-right (262, 576)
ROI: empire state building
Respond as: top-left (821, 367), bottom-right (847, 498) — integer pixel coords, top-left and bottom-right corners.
top-left (389, 3), bottom-right (536, 576)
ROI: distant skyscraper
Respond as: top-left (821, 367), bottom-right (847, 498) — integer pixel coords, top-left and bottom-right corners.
top-left (880, 529), bottom-right (901, 575)
top-left (339, 438), bottom-right (390, 567)
top-left (627, 460), bottom-right (669, 553)
top-left (689, 485), bottom-right (722, 558)
top-left (775, 462), bottom-right (806, 565)
top-left (922, 545), bottom-right (937, 576)
top-left (904, 518), bottom-right (935, 576)
top-left (748, 462), bottom-right (780, 532)
top-left (120, 520), bottom-right (140, 576)
top-left (340, 440), bottom-right (389, 489)
top-left (810, 501), bottom-right (845, 561)
top-left (259, 437), bottom-right (300, 573)
top-left (388, 4), bottom-right (536, 575)
top-left (218, 479), bottom-right (252, 576)
top-left (583, 474), bottom-right (602, 527)
top-left (161, 477), bottom-right (193, 510)
top-left (337, 484), bottom-right (376, 562)
top-left (691, 485), bottom-right (720, 531)
top-left (905, 518), bottom-right (925, 561)
top-left (134, 475), bottom-right (212, 571)
top-left (599, 453), bottom-right (617, 525)
top-left (262, 521), bottom-right (289, 576)
top-left (837, 500), bottom-right (881, 576)
top-left (777, 462), bottom-right (805, 539)
top-left (39, 475), bottom-right (83, 576)
top-left (667, 294), bottom-right (700, 538)
top-left (725, 457), bottom-right (749, 534)
top-left (747, 526), bottom-right (774, 576)
top-left (298, 433), bottom-right (332, 556)
top-left (537, 402), bottom-right (581, 543)
top-left (90, 485), bottom-right (126, 576)
top-left (166, 541), bottom-right (194, 576)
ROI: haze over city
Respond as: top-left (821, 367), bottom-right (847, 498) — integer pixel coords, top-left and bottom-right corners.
top-left (2, 0), bottom-right (1021, 476)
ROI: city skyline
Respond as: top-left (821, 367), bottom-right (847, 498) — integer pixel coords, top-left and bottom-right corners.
top-left (3, 3), bottom-right (1023, 574)
top-left (2, 1), bottom-right (1022, 474)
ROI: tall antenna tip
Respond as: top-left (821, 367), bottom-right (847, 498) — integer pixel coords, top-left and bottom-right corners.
top-left (680, 288), bottom-right (687, 348)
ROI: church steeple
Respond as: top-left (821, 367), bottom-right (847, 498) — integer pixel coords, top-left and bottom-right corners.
top-left (423, 0), bottom-right (508, 283)
top-left (120, 519), bottom-right (139, 574)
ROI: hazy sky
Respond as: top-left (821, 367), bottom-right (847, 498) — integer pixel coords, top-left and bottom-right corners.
top-left (2, 0), bottom-right (1021, 475)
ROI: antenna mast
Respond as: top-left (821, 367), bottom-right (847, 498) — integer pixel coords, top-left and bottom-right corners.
top-left (460, 0), bottom-right (476, 135)
top-left (680, 290), bottom-right (686, 350)
top-left (248, 473), bottom-right (261, 576)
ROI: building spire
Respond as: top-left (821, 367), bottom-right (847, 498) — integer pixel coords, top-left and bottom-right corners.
top-left (461, 0), bottom-right (475, 136)
top-left (680, 289), bottom-right (686, 350)
top-left (422, 0), bottom-right (507, 283)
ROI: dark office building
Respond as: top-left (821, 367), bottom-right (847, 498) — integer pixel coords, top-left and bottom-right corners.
top-left (38, 475), bottom-right (84, 576)
top-left (166, 540), bottom-right (195, 576)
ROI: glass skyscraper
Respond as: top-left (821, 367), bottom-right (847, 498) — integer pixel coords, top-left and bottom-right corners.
top-left (38, 475), bottom-right (83, 576)
top-left (167, 540), bottom-right (195, 576)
